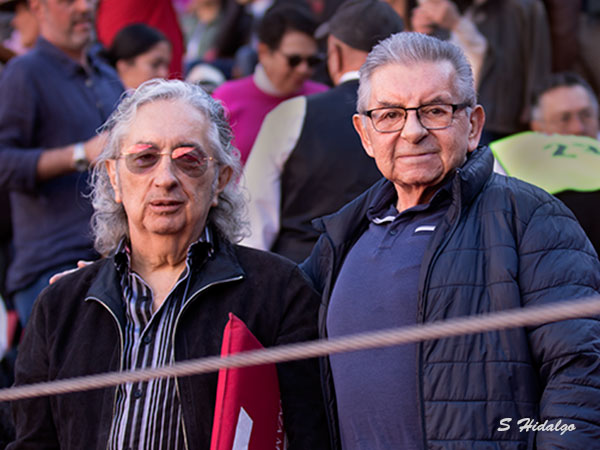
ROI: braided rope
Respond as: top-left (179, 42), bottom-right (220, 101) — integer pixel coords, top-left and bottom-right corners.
top-left (0, 295), bottom-right (599, 402)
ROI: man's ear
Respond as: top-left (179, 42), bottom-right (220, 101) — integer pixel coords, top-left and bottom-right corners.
top-left (211, 165), bottom-right (233, 206)
top-left (105, 159), bottom-right (122, 203)
top-left (353, 113), bottom-right (375, 158)
top-left (327, 41), bottom-right (342, 82)
top-left (467, 104), bottom-right (485, 151)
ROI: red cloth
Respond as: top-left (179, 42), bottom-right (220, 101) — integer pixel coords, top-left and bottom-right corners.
top-left (96, 0), bottom-right (184, 78)
top-left (210, 313), bottom-right (285, 450)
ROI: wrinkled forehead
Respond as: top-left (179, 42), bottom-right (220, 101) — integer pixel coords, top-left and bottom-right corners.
top-left (541, 85), bottom-right (598, 116)
top-left (123, 99), bottom-right (214, 149)
top-left (368, 61), bottom-right (460, 107)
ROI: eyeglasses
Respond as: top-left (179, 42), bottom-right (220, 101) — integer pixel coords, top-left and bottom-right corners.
top-left (118, 144), bottom-right (214, 177)
top-left (279, 52), bottom-right (323, 68)
top-left (362, 103), bottom-right (471, 133)
top-left (550, 109), bottom-right (597, 125)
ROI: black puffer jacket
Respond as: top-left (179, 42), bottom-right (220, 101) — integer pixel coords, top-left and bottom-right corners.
top-left (301, 146), bottom-right (600, 449)
top-left (9, 235), bottom-right (330, 449)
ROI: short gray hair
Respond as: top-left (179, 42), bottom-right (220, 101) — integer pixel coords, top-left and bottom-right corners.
top-left (90, 79), bottom-right (247, 256)
top-left (357, 32), bottom-right (477, 113)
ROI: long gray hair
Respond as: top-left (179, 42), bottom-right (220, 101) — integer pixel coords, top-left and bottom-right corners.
top-left (90, 79), bottom-right (247, 256)
top-left (357, 32), bottom-right (477, 113)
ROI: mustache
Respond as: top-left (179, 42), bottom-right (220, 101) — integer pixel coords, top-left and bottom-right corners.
top-left (70, 13), bottom-right (94, 26)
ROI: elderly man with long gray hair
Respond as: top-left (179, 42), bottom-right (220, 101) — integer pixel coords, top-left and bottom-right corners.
top-left (8, 79), bottom-right (329, 449)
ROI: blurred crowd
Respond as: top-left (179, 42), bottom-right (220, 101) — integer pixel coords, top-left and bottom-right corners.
top-left (0, 0), bottom-right (600, 447)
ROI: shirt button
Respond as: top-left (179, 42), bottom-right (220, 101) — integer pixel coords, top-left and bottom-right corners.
top-left (85, 78), bottom-right (93, 87)
top-left (96, 101), bottom-right (103, 109)
top-left (390, 229), bottom-right (398, 236)
top-left (142, 335), bottom-right (152, 345)
top-left (133, 389), bottom-right (143, 399)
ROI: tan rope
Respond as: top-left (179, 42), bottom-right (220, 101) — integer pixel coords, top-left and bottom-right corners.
top-left (0, 295), bottom-right (599, 402)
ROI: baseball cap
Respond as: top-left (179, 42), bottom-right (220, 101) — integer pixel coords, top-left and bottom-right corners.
top-left (315, 0), bottom-right (404, 52)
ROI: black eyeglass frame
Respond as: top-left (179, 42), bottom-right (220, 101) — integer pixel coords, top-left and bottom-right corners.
top-left (361, 102), bottom-right (472, 133)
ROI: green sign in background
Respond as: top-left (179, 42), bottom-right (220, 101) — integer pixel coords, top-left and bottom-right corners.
top-left (490, 131), bottom-right (600, 194)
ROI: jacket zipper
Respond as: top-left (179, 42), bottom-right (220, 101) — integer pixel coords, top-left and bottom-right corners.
top-left (86, 296), bottom-right (125, 450)
top-left (416, 172), bottom-right (463, 450)
top-left (172, 274), bottom-right (244, 450)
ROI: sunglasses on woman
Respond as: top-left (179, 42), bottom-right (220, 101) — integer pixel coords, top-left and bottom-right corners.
top-left (279, 52), bottom-right (324, 68)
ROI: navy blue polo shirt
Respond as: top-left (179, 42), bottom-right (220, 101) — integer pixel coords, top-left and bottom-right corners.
top-left (327, 180), bottom-right (451, 450)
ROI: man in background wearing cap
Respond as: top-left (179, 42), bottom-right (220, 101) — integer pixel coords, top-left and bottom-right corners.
top-left (0, 0), bottom-right (123, 327)
top-left (241, 0), bottom-right (403, 263)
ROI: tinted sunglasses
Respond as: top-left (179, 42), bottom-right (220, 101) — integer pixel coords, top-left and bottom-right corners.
top-left (280, 52), bottom-right (323, 68)
top-left (119, 143), bottom-right (214, 177)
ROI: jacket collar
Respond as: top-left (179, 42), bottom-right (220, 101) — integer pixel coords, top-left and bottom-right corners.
top-left (313, 146), bottom-right (494, 247)
top-left (85, 232), bottom-right (246, 329)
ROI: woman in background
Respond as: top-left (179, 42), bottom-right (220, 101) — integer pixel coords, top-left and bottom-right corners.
top-left (103, 23), bottom-right (172, 89)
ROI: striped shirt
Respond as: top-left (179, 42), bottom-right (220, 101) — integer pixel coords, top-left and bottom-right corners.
top-left (107, 228), bottom-right (214, 450)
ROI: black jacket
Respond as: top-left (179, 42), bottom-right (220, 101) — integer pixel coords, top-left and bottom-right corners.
top-left (9, 235), bottom-right (330, 449)
top-left (302, 146), bottom-right (600, 449)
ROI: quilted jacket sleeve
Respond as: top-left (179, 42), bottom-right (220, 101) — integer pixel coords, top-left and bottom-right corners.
top-left (518, 194), bottom-right (600, 447)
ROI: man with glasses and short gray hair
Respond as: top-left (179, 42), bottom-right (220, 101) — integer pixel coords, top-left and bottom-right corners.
top-left (301, 32), bottom-right (600, 449)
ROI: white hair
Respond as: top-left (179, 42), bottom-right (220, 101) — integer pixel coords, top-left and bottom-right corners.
top-left (90, 79), bottom-right (248, 256)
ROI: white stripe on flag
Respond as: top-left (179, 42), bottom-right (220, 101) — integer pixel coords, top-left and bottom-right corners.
top-left (232, 407), bottom-right (253, 450)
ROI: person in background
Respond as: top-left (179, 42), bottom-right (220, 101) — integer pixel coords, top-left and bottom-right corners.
top-left (530, 71), bottom-right (599, 139)
top-left (0, 0), bottom-right (124, 327)
top-left (102, 23), bottom-right (171, 90)
top-left (302, 32), bottom-right (600, 449)
top-left (96, 0), bottom-right (184, 78)
top-left (0, 0), bottom-right (38, 56)
top-left (242, 0), bottom-right (402, 262)
top-left (8, 79), bottom-right (330, 450)
top-left (212, 3), bottom-right (328, 165)
top-left (528, 71), bottom-right (600, 254)
top-left (180, 0), bottom-right (226, 64)
top-left (410, 0), bottom-right (551, 143)
top-left (185, 61), bottom-right (226, 93)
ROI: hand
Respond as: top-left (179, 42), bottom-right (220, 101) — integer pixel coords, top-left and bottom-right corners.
top-left (414, 0), bottom-right (461, 31)
top-left (83, 132), bottom-right (108, 166)
top-left (49, 260), bottom-right (93, 284)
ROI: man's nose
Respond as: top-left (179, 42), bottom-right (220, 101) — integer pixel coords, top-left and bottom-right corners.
top-left (294, 59), bottom-right (314, 75)
top-left (153, 154), bottom-right (179, 185)
top-left (400, 109), bottom-right (428, 142)
top-left (568, 116), bottom-right (587, 136)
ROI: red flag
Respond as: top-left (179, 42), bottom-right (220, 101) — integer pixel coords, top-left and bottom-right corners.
top-left (210, 313), bottom-right (286, 450)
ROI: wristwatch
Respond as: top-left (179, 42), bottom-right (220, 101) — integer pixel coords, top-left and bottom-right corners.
top-left (72, 142), bottom-right (89, 172)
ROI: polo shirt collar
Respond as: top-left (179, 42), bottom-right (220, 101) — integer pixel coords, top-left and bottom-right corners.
top-left (367, 174), bottom-right (455, 223)
top-left (36, 36), bottom-right (100, 77)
